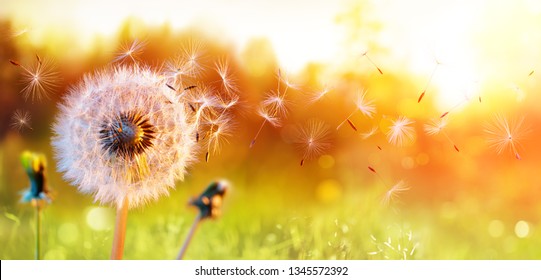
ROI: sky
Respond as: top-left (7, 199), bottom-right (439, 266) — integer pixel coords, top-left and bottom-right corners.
top-left (2, 0), bottom-right (541, 109)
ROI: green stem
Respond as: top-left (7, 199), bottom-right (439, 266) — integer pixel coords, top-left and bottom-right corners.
top-left (177, 213), bottom-right (202, 260)
top-left (34, 201), bottom-right (40, 260)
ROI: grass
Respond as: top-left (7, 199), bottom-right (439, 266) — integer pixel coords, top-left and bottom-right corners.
top-left (2, 178), bottom-right (540, 260)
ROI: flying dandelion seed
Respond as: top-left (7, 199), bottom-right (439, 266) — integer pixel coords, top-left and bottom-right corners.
top-left (10, 109), bottom-right (32, 132)
top-left (294, 120), bottom-right (331, 166)
top-left (418, 59), bottom-right (441, 103)
top-left (484, 114), bottom-right (527, 160)
top-left (361, 51), bottom-right (383, 75)
top-left (424, 118), bottom-right (460, 152)
top-left (386, 116), bottom-right (415, 146)
top-left (113, 39), bottom-right (147, 64)
top-left (440, 93), bottom-right (473, 118)
top-left (308, 84), bottom-right (333, 104)
top-left (337, 89), bottom-right (376, 131)
top-left (381, 180), bottom-right (410, 206)
top-left (52, 65), bottom-right (197, 209)
top-left (368, 166), bottom-right (410, 207)
top-left (10, 56), bottom-right (61, 101)
top-left (361, 125), bottom-right (379, 140)
top-left (250, 69), bottom-right (295, 148)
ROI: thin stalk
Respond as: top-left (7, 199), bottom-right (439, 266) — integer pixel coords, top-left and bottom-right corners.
top-left (34, 200), bottom-right (40, 260)
top-left (111, 197), bottom-right (129, 260)
top-left (177, 213), bottom-right (202, 260)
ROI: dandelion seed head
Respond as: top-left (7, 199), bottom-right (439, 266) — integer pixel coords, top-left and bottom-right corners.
top-left (52, 66), bottom-right (197, 209)
top-left (386, 116), bottom-right (415, 146)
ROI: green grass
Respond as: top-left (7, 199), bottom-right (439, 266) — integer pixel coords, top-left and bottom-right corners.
top-left (2, 181), bottom-right (540, 260)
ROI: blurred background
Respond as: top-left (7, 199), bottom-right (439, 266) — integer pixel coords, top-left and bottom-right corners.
top-left (1, 0), bottom-right (541, 259)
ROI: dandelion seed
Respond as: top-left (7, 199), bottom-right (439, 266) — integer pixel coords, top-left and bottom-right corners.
top-left (485, 114), bottom-right (527, 160)
top-left (182, 40), bottom-right (205, 75)
top-left (204, 113), bottom-right (233, 162)
top-left (10, 56), bottom-right (61, 101)
top-left (386, 116), bottom-right (415, 146)
top-left (214, 58), bottom-right (237, 94)
top-left (361, 125), bottom-right (379, 140)
top-left (308, 84), bottom-right (333, 103)
top-left (337, 89), bottom-right (376, 131)
top-left (528, 70), bottom-right (534, 77)
top-left (418, 60), bottom-right (441, 103)
top-left (439, 93), bottom-right (472, 118)
top-left (381, 181), bottom-right (410, 206)
top-left (113, 39), bottom-right (146, 64)
top-left (424, 118), bottom-right (460, 152)
top-left (361, 51), bottom-right (383, 75)
top-left (294, 120), bottom-right (331, 166)
top-left (10, 109), bottom-right (32, 132)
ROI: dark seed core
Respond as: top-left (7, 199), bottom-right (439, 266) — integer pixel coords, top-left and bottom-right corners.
top-left (99, 111), bottom-right (156, 159)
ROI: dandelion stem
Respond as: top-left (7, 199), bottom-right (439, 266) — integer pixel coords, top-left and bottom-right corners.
top-left (177, 212), bottom-right (202, 260)
top-left (34, 200), bottom-right (40, 260)
top-left (250, 119), bottom-right (267, 148)
top-left (111, 197), bottom-right (129, 260)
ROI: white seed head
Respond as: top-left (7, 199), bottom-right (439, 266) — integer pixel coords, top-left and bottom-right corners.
top-left (52, 66), bottom-right (197, 209)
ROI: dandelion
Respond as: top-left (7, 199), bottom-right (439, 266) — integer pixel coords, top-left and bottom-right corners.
top-left (177, 180), bottom-right (228, 259)
top-left (52, 65), bottom-right (197, 259)
top-left (20, 151), bottom-right (52, 260)
top-left (294, 120), bottom-right (331, 166)
top-left (10, 109), bottom-right (32, 132)
top-left (361, 50), bottom-right (383, 75)
top-left (337, 89), bottom-right (376, 131)
top-left (386, 116), bottom-right (415, 146)
top-left (203, 113), bottom-right (234, 162)
top-left (424, 118), bottom-right (459, 152)
top-left (10, 56), bottom-right (60, 101)
top-left (418, 59), bottom-right (441, 103)
top-left (484, 114), bottom-right (527, 160)
top-left (113, 39), bottom-right (146, 64)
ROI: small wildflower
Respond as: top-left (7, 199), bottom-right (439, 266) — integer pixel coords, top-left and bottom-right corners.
top-left (20, 151), bottom-right (51, 204)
